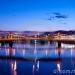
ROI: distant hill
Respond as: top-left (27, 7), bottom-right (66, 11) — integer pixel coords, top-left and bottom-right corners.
top-left (53, 30), bottom-right (75, 35)
top-left (0, 30), bottom-right (75, 36)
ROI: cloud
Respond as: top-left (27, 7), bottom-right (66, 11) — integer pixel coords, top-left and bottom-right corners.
top-left (47, 12), bottom-right (68, 21)
top-left (47, 16), bottom-right (54, 20)
top-left (53, 12), bottom-right (61, 16)
top-left (47, 12), bottom-right (68, 25)
top-left (53, 12), bottom-right (68, 19)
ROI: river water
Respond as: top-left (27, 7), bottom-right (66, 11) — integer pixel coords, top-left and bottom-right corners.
top-left (0, 42), bottom-right (75, 75)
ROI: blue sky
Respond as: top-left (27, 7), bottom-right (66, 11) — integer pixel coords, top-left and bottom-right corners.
top-left (0, 0), bottom-right (75, 31)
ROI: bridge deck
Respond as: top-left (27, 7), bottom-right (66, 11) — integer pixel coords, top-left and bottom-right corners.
top-left (0, 37), bottom-right (75, 44)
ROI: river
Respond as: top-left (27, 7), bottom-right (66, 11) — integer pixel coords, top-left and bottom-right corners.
top-left (0, 42), bottom-right (75, 75)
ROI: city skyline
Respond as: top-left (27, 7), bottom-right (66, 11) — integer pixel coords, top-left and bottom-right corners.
top-left (0, 0), bottom-right (75, 31)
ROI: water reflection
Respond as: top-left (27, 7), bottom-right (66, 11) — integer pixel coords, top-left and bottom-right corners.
top-left (6, 47), bottom-right (13, 56)
top-left (6, 48), bottom-right (10, 55)
top-left (22, 49), bottom-right (25, 56)
top-left (55, 48), bottom-right (61, 58)
top-left (13, 49), bottom-right (16, 56)
top-left (45, 49), bottom-right (48, 56)
top-left (70, 48), bottom-right (75, 68)
top-left (57, 62), bottom-right (61, 72)
top-left (10, 60), bottom-right (17, 75)
top-left (71, 48), bottom-right (73, 56)
top-left (5, 47), bottom-right (16, 56)
top-left (34, 40), bottom-right (37, 54)
top-left (33, 38), bottom-right (39, 75)
top-left (32, 60), bottom-right (40, 75)
top-left (0, 42), bottom-right (75, 75)
top-left (0, 42), bottom-right (75, 59)
top-left (1, 42), bottom-right (75, 59)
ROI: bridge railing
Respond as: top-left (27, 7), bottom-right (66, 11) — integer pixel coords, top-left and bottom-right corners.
top-left (53, 35), bottom-right (75, 40)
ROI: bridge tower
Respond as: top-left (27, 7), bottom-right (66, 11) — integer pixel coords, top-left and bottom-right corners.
top-left (7, 32), bottom-right (14, 48)
top-left (8, 32), bottom-right (13, 39)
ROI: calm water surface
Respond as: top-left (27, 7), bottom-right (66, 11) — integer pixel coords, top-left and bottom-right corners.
top-left (0, 43), bottom-right (75, 75)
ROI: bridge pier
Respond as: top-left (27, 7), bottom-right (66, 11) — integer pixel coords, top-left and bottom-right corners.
top-left (57, 41), bottom-right (61, 48)
top-left (9, 42), bottom-right (13, 48)
top-left (1, 42), bottom-right (5, 47)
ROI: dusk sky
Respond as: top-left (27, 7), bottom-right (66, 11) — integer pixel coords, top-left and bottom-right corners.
top-left (0, 0), bottom-right (75, 31)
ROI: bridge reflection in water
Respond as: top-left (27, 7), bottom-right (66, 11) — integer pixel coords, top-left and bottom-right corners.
top-left (0, 43), bottom-right (61, 60)
top-left (0, 41), bottom-right (75, 59)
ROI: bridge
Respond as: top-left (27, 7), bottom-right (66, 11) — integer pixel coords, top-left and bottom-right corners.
top-left (0, 33), bottom-right (75, 48)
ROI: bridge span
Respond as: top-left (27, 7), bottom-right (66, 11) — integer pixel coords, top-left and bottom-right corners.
top-left (0, 33), bottom-right (75, 48)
